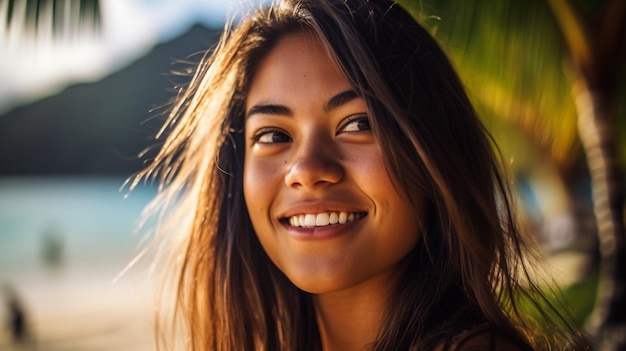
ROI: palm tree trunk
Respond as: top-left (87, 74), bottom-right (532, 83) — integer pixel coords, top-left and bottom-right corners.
top-left (573, 75), bottom-right (626, 351)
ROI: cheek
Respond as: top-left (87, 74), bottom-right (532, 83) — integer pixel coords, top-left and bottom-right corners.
top-left (243, 157), bottom-right (285, 269)
top-left (358, 150), bottom-right (425, 244)
top-left (243, 157), bottom-right (284, 230)
top-left (243, 159), bottom-right (267, 218)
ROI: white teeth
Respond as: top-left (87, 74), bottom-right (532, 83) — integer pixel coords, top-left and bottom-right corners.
top-left (304, 214), bottom-right (316, 227)
top-left (338, 212), bottom-right (347, 224)
top-left (329, 212), bottom-right (339, 225)
top-left (316, 212), bottom-right (330, 226)
top-left (287, 211), bottom-right (362, 228)
top-left (290, 216), bottom-right (299, 227)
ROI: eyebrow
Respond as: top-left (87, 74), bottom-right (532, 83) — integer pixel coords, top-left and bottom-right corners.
top-left (246, 104), bottom-right (293, 118)
top-left (323, 89), bottom-right (359, 112)
top-left (246, 89), bottom-right (360, 119)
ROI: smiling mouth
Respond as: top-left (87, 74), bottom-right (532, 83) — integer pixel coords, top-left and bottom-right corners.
top-left (283, 211), bottom-right (367, 228)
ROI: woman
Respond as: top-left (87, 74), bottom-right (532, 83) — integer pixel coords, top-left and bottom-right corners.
top-left (131, 0), bottom-right (592, 349)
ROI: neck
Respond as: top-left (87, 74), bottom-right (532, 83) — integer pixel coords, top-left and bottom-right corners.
top-left (313, 272), bottom-right (396, 351)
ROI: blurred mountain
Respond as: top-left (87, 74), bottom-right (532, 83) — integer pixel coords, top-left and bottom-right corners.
top-left (0, 24), bottom-right (221, 175)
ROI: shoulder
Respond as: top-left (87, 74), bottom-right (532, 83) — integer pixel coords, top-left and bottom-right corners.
top-left (435, 325), bottom-right (530, 351)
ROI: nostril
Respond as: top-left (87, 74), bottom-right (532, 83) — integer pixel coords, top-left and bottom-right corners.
top-left (284, 153), bottom-right (344, 189)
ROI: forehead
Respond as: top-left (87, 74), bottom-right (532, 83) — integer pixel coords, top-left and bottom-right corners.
top-left (258, 31), bottom-right (330, 71)
top-left (245, 31), bottom-right (352, 109)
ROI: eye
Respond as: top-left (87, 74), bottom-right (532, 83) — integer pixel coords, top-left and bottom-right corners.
top-left (251, 128), bottom-right (292, 144)
top-left (337, 114), bottom-right (371, 134)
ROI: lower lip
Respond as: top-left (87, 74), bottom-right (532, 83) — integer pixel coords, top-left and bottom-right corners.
top-left (282, 218), bottom-right (363, 240)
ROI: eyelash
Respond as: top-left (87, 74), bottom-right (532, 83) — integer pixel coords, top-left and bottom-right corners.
top-left (337, 114), bottom-right (371, 133)
top-left (250, 114), bottom-right (371, 145)
top-left (251, 128), bottom-right (291, 145)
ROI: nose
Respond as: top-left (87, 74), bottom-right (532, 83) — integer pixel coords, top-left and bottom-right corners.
top-left (285, 139), bottom-right (344, 190)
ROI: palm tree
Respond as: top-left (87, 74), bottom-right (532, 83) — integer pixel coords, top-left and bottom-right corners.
top-left (551, 2), bottom-right (626, 348)
top-left (397, 0), bottom-right (626, 349)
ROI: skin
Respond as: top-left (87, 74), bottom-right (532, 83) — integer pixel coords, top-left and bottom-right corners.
top-left (243, 31), bottom-right (424, 350)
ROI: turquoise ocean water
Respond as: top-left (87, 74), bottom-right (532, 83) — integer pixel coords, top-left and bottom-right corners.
top-left (0, 177), bottom-right (155, 278)
top-left (0, 177), bottom-right (159, 349)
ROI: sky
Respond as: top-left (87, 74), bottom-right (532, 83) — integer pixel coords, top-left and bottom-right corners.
top-left (0, 0), bottom-right (263, 114)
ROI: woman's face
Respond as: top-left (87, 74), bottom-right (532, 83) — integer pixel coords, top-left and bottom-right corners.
top-left (243, 32), bottom-right (424, 295)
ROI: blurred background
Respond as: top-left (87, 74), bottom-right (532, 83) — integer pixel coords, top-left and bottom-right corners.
top-left (0, 0), bottom-right (252, 349)
top-left (0, 0), bottom-right (624, 350)
top-left (397, 1), bottom-right (626, 349)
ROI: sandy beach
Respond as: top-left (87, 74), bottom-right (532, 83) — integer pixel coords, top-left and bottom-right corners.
top-left (0, 177), bottom-right (161, 350)
top-left (1, 260), bottom-right (158, 351)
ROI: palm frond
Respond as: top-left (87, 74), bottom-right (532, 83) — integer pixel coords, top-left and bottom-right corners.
top-left (1, 0), bottom-right (101, 42)
top-left (398, 0), bottom-right (580, 171)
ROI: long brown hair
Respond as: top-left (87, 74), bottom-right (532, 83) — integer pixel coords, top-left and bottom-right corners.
top-left (131, 0), bottom-right (591, 349)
